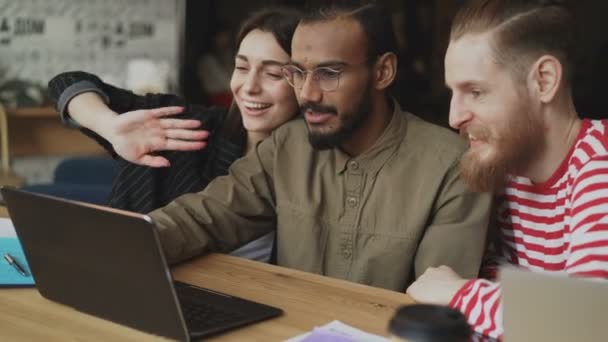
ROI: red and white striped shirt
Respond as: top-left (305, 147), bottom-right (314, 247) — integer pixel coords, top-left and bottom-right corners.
top-left (449, 119), bottom-right (608, 340)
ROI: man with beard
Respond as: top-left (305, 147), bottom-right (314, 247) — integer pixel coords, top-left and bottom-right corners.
top-left (407, 0), bottom-right (608, 339)
top-left (149, 2), bottom-right (492, 291)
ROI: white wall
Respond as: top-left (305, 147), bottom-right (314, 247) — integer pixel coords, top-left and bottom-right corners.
top-left (0, 0), bottom-right (183, 89)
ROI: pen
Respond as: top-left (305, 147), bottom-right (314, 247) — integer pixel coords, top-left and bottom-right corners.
top-left (3, 253), bottom-right (28, 277)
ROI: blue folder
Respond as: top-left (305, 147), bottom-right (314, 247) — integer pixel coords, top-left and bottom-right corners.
top-left (0, 237), bottom-right (35, 287)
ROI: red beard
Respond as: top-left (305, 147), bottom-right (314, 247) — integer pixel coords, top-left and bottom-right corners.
top-left (459, 105), bottom-right (544, 192)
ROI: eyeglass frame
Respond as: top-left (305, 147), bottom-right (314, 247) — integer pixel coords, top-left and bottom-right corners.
top-left (281, 59), bottom-right (372, 92)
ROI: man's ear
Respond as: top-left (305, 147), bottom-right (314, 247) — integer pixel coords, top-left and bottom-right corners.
top-left (528, 55), bottom-right (562, 103)
top-left (373, 52), bottom-right (398, 90)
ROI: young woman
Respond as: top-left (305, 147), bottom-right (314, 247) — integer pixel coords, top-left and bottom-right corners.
top-left (47, 8), bottom-right (301, 262)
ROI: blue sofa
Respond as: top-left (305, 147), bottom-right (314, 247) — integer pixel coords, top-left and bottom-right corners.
top-left (23, 156), bottom-right (113, 205)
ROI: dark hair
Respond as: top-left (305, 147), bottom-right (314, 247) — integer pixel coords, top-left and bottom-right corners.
top-left (221, 7), bottom-right (302, 146)
top-left (451, 0), bottom-right (575, 86)
top-left (236, 8), bottom-right (300, 56)
top-left (300, 1), bottom-right (398, 66)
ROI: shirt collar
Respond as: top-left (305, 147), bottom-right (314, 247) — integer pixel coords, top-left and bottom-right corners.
top-left (335, 99), bottom-right (407, 175)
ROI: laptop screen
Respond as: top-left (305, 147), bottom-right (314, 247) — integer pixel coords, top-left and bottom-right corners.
top-left (501, 267), bottom-right (608, 342)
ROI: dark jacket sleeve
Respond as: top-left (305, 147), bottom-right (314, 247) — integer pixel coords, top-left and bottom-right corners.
top-left (48, 71), bottom-right (186, 115)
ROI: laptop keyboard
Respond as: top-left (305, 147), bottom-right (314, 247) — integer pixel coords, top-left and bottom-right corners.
top-left (174, 282), bottom-right (247, 332)
top-left (180, 299), bottom-right (246, 330)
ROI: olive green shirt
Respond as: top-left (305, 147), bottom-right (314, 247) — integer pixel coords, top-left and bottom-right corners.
top-left (150, 104), bottom-right (492, 291)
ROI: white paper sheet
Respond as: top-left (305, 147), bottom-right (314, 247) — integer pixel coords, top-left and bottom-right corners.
top-left (285, 320), bottom-right (390, 342)
top-left (0, 218), bottom-right (16, 238)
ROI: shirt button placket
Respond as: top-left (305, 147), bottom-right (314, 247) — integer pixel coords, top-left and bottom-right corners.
top-left (342, 248), bottom-right (352, 259)
top-left (346, 196), bottom-right (358, 208)
top-left (341, 160), bottom-right (362, 263)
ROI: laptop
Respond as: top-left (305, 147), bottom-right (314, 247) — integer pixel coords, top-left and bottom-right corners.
top-left (1, 187), bottom-right (282, 341)
top-left (501, 267), bottom-right (608, 342)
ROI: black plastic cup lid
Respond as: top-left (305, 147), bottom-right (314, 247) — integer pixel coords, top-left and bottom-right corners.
top-left (388, 304), bottom-right (471, 341)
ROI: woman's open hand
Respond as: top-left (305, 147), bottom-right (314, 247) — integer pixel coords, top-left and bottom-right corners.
top-left (101, 106), bottom-right (209, 167)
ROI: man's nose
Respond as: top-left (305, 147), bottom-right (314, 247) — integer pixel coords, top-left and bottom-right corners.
top-left (449, 95), bottom-right (473, 130)
top-left (298, 72), bottom-right (322, 103)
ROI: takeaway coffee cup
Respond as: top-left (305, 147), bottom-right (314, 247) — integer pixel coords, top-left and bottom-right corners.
top-left (388, 304), bottom-right (471, 342)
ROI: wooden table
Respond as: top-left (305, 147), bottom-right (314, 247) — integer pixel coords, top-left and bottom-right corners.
top-left (0, 247), bottom-right (414, 341)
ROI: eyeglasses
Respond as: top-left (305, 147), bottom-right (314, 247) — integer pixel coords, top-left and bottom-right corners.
top-left (282, 64), bottom-right (344, 92)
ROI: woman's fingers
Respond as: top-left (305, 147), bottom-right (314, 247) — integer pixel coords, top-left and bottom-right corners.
top-left (120, 106), bottom-right (181, 123)
top-left (159, 118), bottom-right (202, 129)
top-left (138, 155), bottom-right (171, 168)
top-left (146, 106), bottom-right (185, 118)
top-left (148, 134), bottom-right (207, 151)
top-left (164, 129), bottom-right (209, 141)
top-left (163, 139), bottom-right (207, 151)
